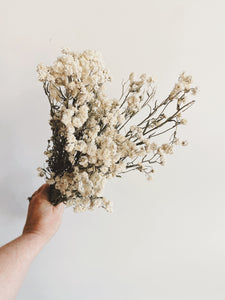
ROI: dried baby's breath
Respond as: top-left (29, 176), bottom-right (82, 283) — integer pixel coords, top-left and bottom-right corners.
top-left (35, 48), bottom-right (197, 213)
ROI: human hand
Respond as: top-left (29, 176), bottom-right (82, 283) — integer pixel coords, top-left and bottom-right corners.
top-left (23, 184), bottom-right (64, 243)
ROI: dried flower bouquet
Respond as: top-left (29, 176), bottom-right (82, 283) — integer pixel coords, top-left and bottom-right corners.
top-left (33, 48), bottom-right (197, 213)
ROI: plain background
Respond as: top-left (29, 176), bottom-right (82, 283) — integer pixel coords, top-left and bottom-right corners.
top-left (0, 0), bottom-right (225, 299)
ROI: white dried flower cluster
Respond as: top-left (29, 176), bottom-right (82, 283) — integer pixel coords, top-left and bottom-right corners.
top-left (36, 48), bottom-right (197, 213)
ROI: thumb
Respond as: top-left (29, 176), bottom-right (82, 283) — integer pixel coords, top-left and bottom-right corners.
top-left (39, 184), bottom-right (50, 202)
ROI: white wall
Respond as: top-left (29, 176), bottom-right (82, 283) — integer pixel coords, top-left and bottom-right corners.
top-left (0, 0), bottom-right (225, 299)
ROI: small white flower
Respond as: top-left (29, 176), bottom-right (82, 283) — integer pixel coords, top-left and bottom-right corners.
top-left (180, 119), bottom-right (188, 125)
top-left (46, 179), bottom-right (55, 185)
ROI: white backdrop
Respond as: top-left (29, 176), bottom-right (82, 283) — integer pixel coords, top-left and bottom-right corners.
top-left (0, 0), bottom-right (225, 299)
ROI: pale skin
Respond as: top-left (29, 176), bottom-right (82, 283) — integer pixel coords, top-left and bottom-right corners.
top-left (0, 184), bottom-right (64, 300)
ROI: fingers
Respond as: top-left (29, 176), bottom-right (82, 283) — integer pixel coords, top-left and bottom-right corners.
top-left (31, 190), bottom-right (38, 199)
top-left (30, 184), bottom-right (65, 210)
top-left (30, 184), bottom-right (50, 202)
top-left (31, 184), bottom-right (45, 197)
top-left (38, 184), bottom-right (49, 194)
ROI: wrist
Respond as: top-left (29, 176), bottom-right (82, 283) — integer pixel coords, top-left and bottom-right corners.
top-left (21, 231), bottom-right (49, 248)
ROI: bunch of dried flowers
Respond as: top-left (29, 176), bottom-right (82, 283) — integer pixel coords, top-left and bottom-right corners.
top-left (33, 48), bottom-right (197, 213)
